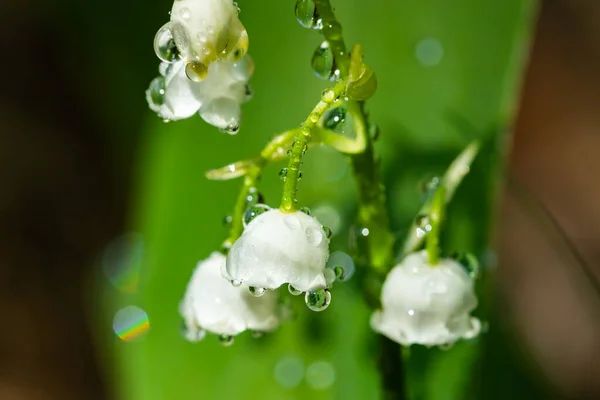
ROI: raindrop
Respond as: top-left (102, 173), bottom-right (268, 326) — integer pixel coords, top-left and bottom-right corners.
top-left (284, 215), bottom-right (302, 230)
top-left (300, 207), bottom-right (311, 215)
top-left (231, 279), bottom-right (242, 287)
top-left (452, 252), bottom-right (480, 279)
top-left (279, 168), bottom-right (288, 181)
top-left (219, 334), bottom-right (235, 347)
top-left (415, 214), bottom-right (432, 238)
top-left (251, 330), bottom-right (264, 339)
top-left (148, 77), bottom-right (166, 107)
top-left (326, 251), bottom-right (355, 282)
top-left (223, 215), bottom-right (233, 227)
top-left (311, 41), bottom-right (337, 80)
top-left (243, 204), bottom-right (270, 227)
top-left (179, 6), bottom-right (191, 19)
top-left (249, 286), bottom-right (266, 297)
top-left (306, 227), bottom-right (324, 246)
top-left (180, 323), bottom-right (206, 342)
top-left (288, 284), bottom-right (302, 296)
top-left (154, 23), bottom-right (181, 62)
top-left (200, 97), bottom-right (242, 133)
top-left (415, 37), bottom-right (444, 67)
top-left (185, 61), bottom-right (208, 82)
top-left (419, 176), bottom-right (440, 198)
top-left (113, 305), bottom-right (150, 341)
top-left (323, 106), bottom-right (346, 131)
top-left (244, 84), bottom-right (253, 101)
top-left (305, 289), bottom-right (331, 312)
top-left (322, 225), bottom-right (332, 238)
top-left (294, 0), bottom-right (319, 29)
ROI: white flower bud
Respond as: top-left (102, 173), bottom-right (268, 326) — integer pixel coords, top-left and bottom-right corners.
top-left (371, 250), bottom-right (481, 347)
top-left (224, 209), bottom-right (332, 293)
top-left (169, 0), bottom-right (248, 79)
top-left (180, 252), bottom-right (280, 340)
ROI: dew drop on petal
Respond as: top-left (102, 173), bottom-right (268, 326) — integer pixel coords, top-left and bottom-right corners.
top-left (321, 225), bottom-right (333, 239)
top-left (185, 61), bottom-right (208, 82)
top-left (300, 207), bottom-right (311, 215)
top-left (243, 204), bottom-right (270, 227)
top-left (305, 289), bottom-right (331, 312)
top-left (311, 41), bottom-right (336, 80)
top-left (306, 227), bottom-right (324, 246)
top-left (326, 251), bottom-right (355, 282)
top-left (200, 97), bottom-right (241, 133)
top-left (154, 23), bottom-right (181, 62)
top-left (180, 322), bottom-right (206, 342)
top-left (284, 215), bottom-right (301, 230)
top-left (249, 286), bottom-right (266, 297)
top-left (230, 279), bottom-right (242, 287)
top-left (219, 334), bottom-right (235, 347)
top-left (179, 6), bottom-right (191, 19)
top-left (148, 77), bottom-right (166, 107)
top-left (288, 284), bottom-right (302, 296)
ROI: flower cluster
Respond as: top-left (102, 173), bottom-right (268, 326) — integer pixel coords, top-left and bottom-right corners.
top-left (146, 0), bottom-right (253, 133)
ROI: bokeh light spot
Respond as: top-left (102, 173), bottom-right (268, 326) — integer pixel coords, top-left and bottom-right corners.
top-left (306, 360), bottom-right (335, 390)
top-left (113, 305), bottom-right (150, 342)
top-left (274, 355), bottom-right (304, 389)
top-left (415, 37), bottom-right (444, 67)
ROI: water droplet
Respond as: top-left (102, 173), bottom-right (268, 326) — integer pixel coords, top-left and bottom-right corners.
top-left (298, 171), bottom-right (303, 179)
top-left (223, 215), bottom-right (233, 227)
top-left (243, 204), bottom-right (270, 227)
top-left (311, 41), bottom-right (336, 80)
top-left (249, 286), bottom-right (266, 297)
top-left (306, 227), bottom-right (324, 246)
top-left (200, 97), bottom-right (241, 132)
top-left (179, 7), bottom-right (191, 19)
top-left (415, 37), bottom-right (444, 67)
top-left (323, 21), bottom-right (342, 40)
top-left (148, 77), bottom-right (166, 107)
top-left (181, 323), bottom-right (206, 342)
top-left (300, 207), bottom-right (311, 215)
top-left (220, 240), bottom-right (233, 254)
top-left (407, 309), bottom-right (415, 316)
top-left (324, 106), bottom-right (346, 130)
top-left (415, 214), bottom-right (432, 238)
top-left (231, 279), bottom-right (242, 287)
top-left (219, 334), bottom-right (235, 347)
top-left (452, 252), bottom-right (480, 279)
top-left (288, 284), bottom-right (302, 296)
top-left (185, 61), bottom-right (208, 82)
top-left (369, 124), bottom-right (380, 141)
top-left (327, 251), bottom-right (355, 282)
top-left (294, 0), bottom-right (319, 29)
top-left (419, 176), bottom-right (440, 198)
top-left (305, 289), bottom-right (331, 312)
top-left (154, 23), bottom-right (181, 62)
top-left (244, 84), bottom-right (253, 101)
top-left (322, 225), bottom-right (332, 238)
top-left (279, 168), bottom-right (288, 180)
top-left (309, 113), bottom-right (319, 123)
top-left (284, 215), bottom-right (301, 230)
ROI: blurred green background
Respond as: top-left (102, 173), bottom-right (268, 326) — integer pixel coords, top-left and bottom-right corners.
top-left (74, 0), bottom-right (558, 398)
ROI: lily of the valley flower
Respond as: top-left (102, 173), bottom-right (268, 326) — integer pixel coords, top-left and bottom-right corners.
top-left (371, 250), bottom-right (481, 347)
top-left (146, 55), bottom-right (254, 132)
top-left (180, 252), bottom-right (280, 341)
top-left (223, 209), bottom-right (333, 294)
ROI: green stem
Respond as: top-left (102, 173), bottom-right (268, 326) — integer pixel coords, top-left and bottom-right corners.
top-left (222, 167), bottom-right (261, 250)
top-left (314, 0), bottom-right (348, 76)
top-left (426, 185), bottom-right (446, 266)
top-left (279, 80), bottom-right (347, 212)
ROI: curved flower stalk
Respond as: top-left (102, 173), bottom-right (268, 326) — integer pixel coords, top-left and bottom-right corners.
top-left (223, 207), bottom-right (335, 311)
top-left (147, 0), bottom-right (252, 132)
top-left (370, 250), bottom-right (481, 347)
top-left (180, 252), bottom-right (280, 344)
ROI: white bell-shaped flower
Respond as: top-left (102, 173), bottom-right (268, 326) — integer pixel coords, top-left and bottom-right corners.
top-left (371, 250), bottom-right (481, 347)
top-left (180, 252), bottom-right (280, 341)
top-left (223, 209), bottom-right (332, 294)
top-left (146, 55), bottom-right (253, 131)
